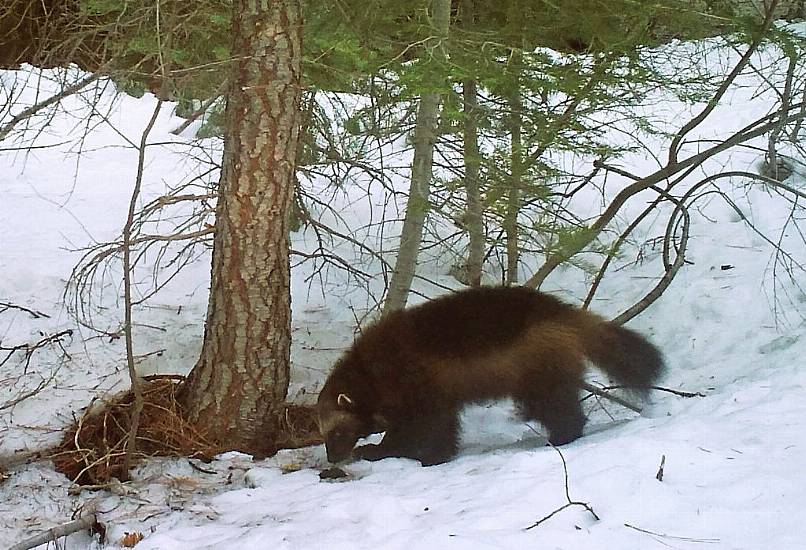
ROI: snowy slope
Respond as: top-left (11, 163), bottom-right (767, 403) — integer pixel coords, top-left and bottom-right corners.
top-left (1, 30), bottom-right (806, 550)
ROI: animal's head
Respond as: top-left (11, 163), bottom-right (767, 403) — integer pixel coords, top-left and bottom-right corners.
top-left (316, 389), bottom-right (374, 463)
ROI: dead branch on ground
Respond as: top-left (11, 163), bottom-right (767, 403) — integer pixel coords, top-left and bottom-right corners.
top-left (578, 381), bottom-right (642, 413)
top-left (524, 439), bottom-right (599, 530)
top-left (0, 302), bottom-right (50, 319)
top-left (624, 522), bottom-right (720, 544)
top-left (586, 384), bottom-right (706, 399)
top-left (0, 329), bottom-right (73, 371)
top-left (8, 501), bottom-right (100, 550)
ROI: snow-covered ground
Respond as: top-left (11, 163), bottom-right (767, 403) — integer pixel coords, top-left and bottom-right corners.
top-left (1, 30), bottom-right (806, 549)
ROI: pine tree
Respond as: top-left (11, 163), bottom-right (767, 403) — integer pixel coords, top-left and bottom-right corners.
top-left (178, 0), bottom-right (302, 455)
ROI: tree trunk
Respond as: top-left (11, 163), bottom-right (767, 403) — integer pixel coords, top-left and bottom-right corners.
top-left (383, 0), bottom-right (451, 313)
top-left (463, 78), bottom-right (484, 287)
top-left (505, 71), bottom-right (523, 285)
top-left (461, 0), bottom-right (484, 288)
top-left (179, 0), bottom-right (302, 456)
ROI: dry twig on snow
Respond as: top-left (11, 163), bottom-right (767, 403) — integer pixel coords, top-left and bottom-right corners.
top-left (524, 433), bottom-right (599, 530)
top-left (8, 501), bottom-right (100, 550)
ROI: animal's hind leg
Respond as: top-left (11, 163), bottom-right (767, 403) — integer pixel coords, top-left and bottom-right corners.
top-left (516, 364), bottom-right (585, 446)
top-left (407, 409), bottom-right (460, 465)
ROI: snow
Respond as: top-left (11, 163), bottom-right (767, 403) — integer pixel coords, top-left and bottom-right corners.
top-left (2, 30), bottom-right (806, 550)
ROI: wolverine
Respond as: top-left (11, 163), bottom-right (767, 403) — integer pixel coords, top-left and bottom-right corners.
top-left (317, 286), bottom-right (664, 466)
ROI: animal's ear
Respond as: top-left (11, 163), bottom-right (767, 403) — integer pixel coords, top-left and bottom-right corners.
top-left (337, 393), bottom-right (354, 407)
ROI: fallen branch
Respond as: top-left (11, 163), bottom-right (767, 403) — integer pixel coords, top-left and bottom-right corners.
top-left (9, 501), bottom-right (99, 550)
top-left (578, 380), bottom-right (705, 416)
top-left (0, 372), bottom-right (56, 413)
top-left (187, 459), bottom-right (217, 475)
top-left (0, 302), bottom-right (50, 319)
top-left (524, 432), bottom-right (599, 530)
top-left (648, 385), bottom-right (705, 398)
top-left (0, 329), bottom-right (73, 371)
top-left (624, 522), bottom-right (720, 544)
top-left (579, 381), bottom-right (642, 413)
top-left (587, 383), bottom-right (706, 399)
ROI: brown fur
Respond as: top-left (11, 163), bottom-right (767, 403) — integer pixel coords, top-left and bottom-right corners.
top-left (316, 286), bottom-right (664, 465)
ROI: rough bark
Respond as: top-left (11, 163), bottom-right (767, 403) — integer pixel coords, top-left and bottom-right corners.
top-left (179, 0), bottom-right (302, 456)
top-left (383, 0), bottom-right (451, 313)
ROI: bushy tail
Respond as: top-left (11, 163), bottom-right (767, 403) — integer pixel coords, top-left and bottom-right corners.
top-left (583, 321), bottom-right (664, 398)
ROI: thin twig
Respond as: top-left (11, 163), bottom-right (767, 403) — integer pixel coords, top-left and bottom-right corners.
top-left (592, 384), bottom-right (705, 399)
top-left (0, 72), bottom-right (102, 141)
top-left (187, 459), bottom-right (217, 475)
top-left (668, 0), bottom-right (780, 164)
top-left (0, 372), bottom-right (57, 413)
top-left (612, 189), bottom-right (691, 325)
top-left (0, 329), bottom-right (73, 371)
top-left (579, 381), bottom-right (642, 413)
top-left (524, 429), bottom-right (599, 530)
top-left (0, 301), bottom-right (50, 319)
top-left (121, 99), bottom-right (164, 480)
top-left (624, 523), bottom-right (720, 544)
top-left (170, 79), bottom-right (228, 135)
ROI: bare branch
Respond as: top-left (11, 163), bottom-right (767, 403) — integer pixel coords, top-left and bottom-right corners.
top-left (578, 381), bottom-right (642, 413)
top-left (0, 329), bottom-right (73, 372)
top-left (0, 301), bottom-right (50, 319)
top-left (668, 0), bottom-right (780, 164)
top-left (170, 79), bottom-right (227, 135)
top-left (524, 441), bottom-right (599, 530)
top-left (524, 97), bottom-right (806, 290)
top-left (121, 99), bottom-right (164, 480)
top-left (0, 72), bottom-right (102, 141)
top-left (624, 523), bottom-right (720, 544)
top-left (612, 189), bottom-right (690, 325)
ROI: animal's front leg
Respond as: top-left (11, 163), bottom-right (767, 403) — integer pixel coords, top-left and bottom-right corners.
top-left (353, 410), bottom-right (460, 466)
top-left (352, 428), bottom-right (407, 461)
